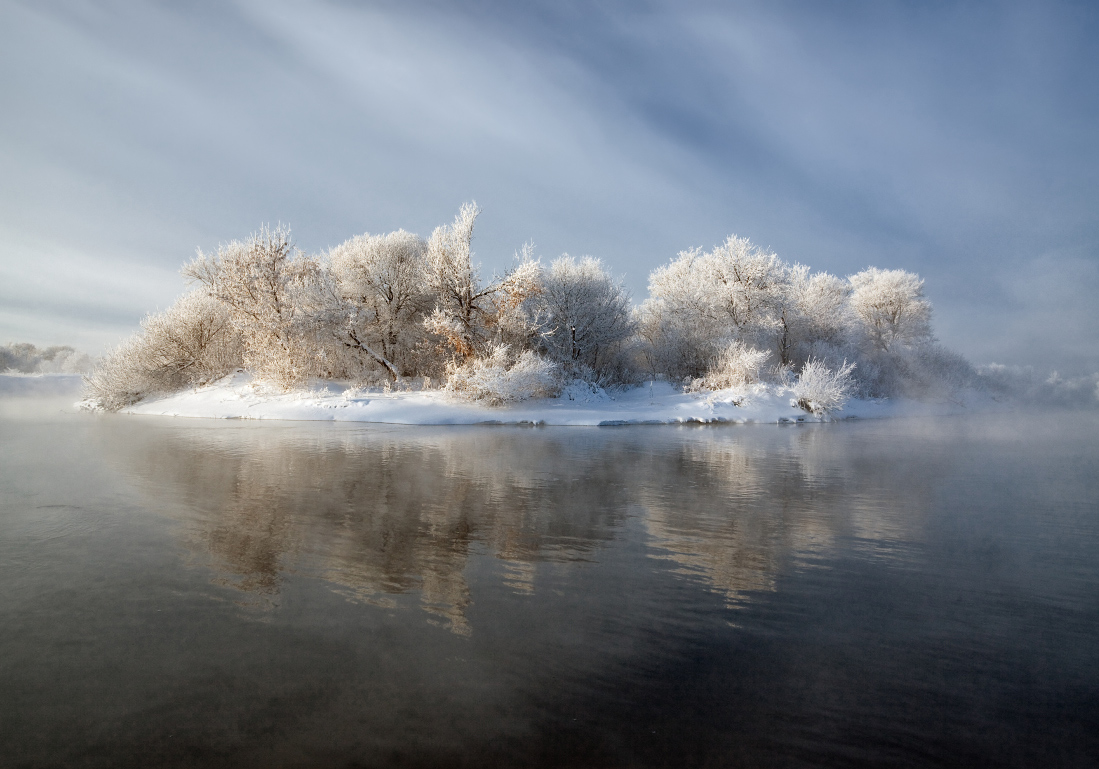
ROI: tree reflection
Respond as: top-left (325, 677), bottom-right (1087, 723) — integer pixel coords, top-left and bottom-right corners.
top-left (102, 422), bottom-right (944, 633)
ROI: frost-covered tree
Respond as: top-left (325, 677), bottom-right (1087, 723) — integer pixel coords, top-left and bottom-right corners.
top-left (640, 240), bottom-right (966, 401)
top-left (534, 255), bottom-right (636, 383)
top-left (422, 204), bottom-right (549, 365)
top-left (641, 235), bottom-right (786, 380)
top-left (183, 225), bottom-right (326, 388)
top-left (848, 268), bottom-right (932, 352)
top-left (80, 204), bottom-right (984, 408)
top-left (839, 268), bottom-right (949, 398)
top-left (328, 229), bottom-right (430, 379)
top-left (0, 343), bottom-right (38, 372)
top-left (33, 348), bottom-right (96, 374)
top-left (423, 202), bottom-right (499, 359)
top-left (701, 236), bottom-right (787, 334)
top-left (84, 291), bottom-right (242, 410)
top-left (775, 265), bottom-right (851, 369)
top-left (490, 248), bottom-right (546, 352)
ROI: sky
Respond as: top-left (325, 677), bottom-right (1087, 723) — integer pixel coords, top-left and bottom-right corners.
top-left (1, 0), bottom-right (1097, 372)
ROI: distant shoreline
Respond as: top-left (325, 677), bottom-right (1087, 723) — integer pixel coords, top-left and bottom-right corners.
top-left (0, 372), bottom-right (85, 398)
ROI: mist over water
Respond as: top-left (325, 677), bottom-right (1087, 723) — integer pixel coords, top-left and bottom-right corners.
top-left (2, 400), bottom-right (1097, 767)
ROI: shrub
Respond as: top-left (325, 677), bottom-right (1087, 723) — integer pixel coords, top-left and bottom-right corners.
top-left (444, 345), bottom-right (561, 405)
top-left (84, 291), bottom-right (241, 410)
top-left (792, 358), bottom-right (856, 415)
top-left (687, 342), bottom-right (771, 392)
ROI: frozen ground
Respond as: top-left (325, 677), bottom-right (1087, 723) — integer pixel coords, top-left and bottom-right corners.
top-left (72, 372), bottom-right (999, 425)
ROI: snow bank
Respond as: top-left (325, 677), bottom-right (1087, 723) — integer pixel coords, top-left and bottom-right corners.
top-left (109, 373), bottom-right (992, 426)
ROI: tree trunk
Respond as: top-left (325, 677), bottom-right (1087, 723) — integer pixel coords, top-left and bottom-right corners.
top-left (346, 330), bottom-right (399, 381)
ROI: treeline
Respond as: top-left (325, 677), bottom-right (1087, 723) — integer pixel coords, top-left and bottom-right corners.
top-left (85, 203), bottom-right (976, 411)
top-left (2, 343), bottom-right (94, 374)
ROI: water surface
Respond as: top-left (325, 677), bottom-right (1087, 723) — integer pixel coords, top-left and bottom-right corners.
top-left (1, 398), bottom-right (1097, 767)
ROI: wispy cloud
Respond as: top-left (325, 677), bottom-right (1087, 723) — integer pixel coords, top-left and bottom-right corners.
top-left (1, 0), bottom-right (1096, 369)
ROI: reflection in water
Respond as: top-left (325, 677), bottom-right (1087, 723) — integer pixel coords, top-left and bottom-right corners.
top-left (7, 406), bottom-right (1099, 768)
top-left (638, 428), bottom-right (932, 605)
top-left (106, 427), bottom-right (634, 633)
top-left (102, 422), bottom-right (939, 631)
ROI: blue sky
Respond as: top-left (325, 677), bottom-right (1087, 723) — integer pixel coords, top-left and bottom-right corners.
top-left (2, 0), bottom-right (1097, 371)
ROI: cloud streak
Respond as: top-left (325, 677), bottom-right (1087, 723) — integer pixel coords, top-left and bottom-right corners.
top-left (1, 0), bottom-right (1096, 370)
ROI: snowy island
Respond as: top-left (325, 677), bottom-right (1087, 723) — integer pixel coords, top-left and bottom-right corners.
top-left (76, 203), bottom-right (1094, 423)
top-left (116, 373), bottom-right (984, 426)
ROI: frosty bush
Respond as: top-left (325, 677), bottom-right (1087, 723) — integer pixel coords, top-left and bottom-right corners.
top-left (84, 291), bottom-right (241, 410)
top-left (444, 345), bottom-right (561, 405)
top-left (792, 358), bottom-right (856, 415)
top-left (688, 342), bottom-right (771, 392)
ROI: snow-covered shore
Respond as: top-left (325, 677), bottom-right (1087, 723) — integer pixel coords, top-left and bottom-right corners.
top-left (106, 373), bottom-right (992, 426)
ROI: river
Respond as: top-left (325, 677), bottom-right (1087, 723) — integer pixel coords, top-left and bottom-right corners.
top-left (1, 396), bottom-right (1097, 767)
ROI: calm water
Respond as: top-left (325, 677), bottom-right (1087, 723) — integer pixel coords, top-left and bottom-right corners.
top-left (1, 398), bottom-right (1097, 768)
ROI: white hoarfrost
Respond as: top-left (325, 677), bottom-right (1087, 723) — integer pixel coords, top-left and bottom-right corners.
top-left (848, 268), bottom-right (932, 352)
top-left (641, 236), bottom-right (787, 380)
top-left (86, 203), bottom-right (1079, 420)
top-left (534, 255), bottom-right (636, 384)
top-left (687, 342), bottom-right (772, 393)
top-left (84, 291), bottom-right (241, 410)
top-left (792, 359), bottom-right (857, 415)
top-left (444, 345), bottom-right (562, 405)
top-left (182, 224), bottom-right (322, 389)
top-left (327, 228), bottom-right (430, 380)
